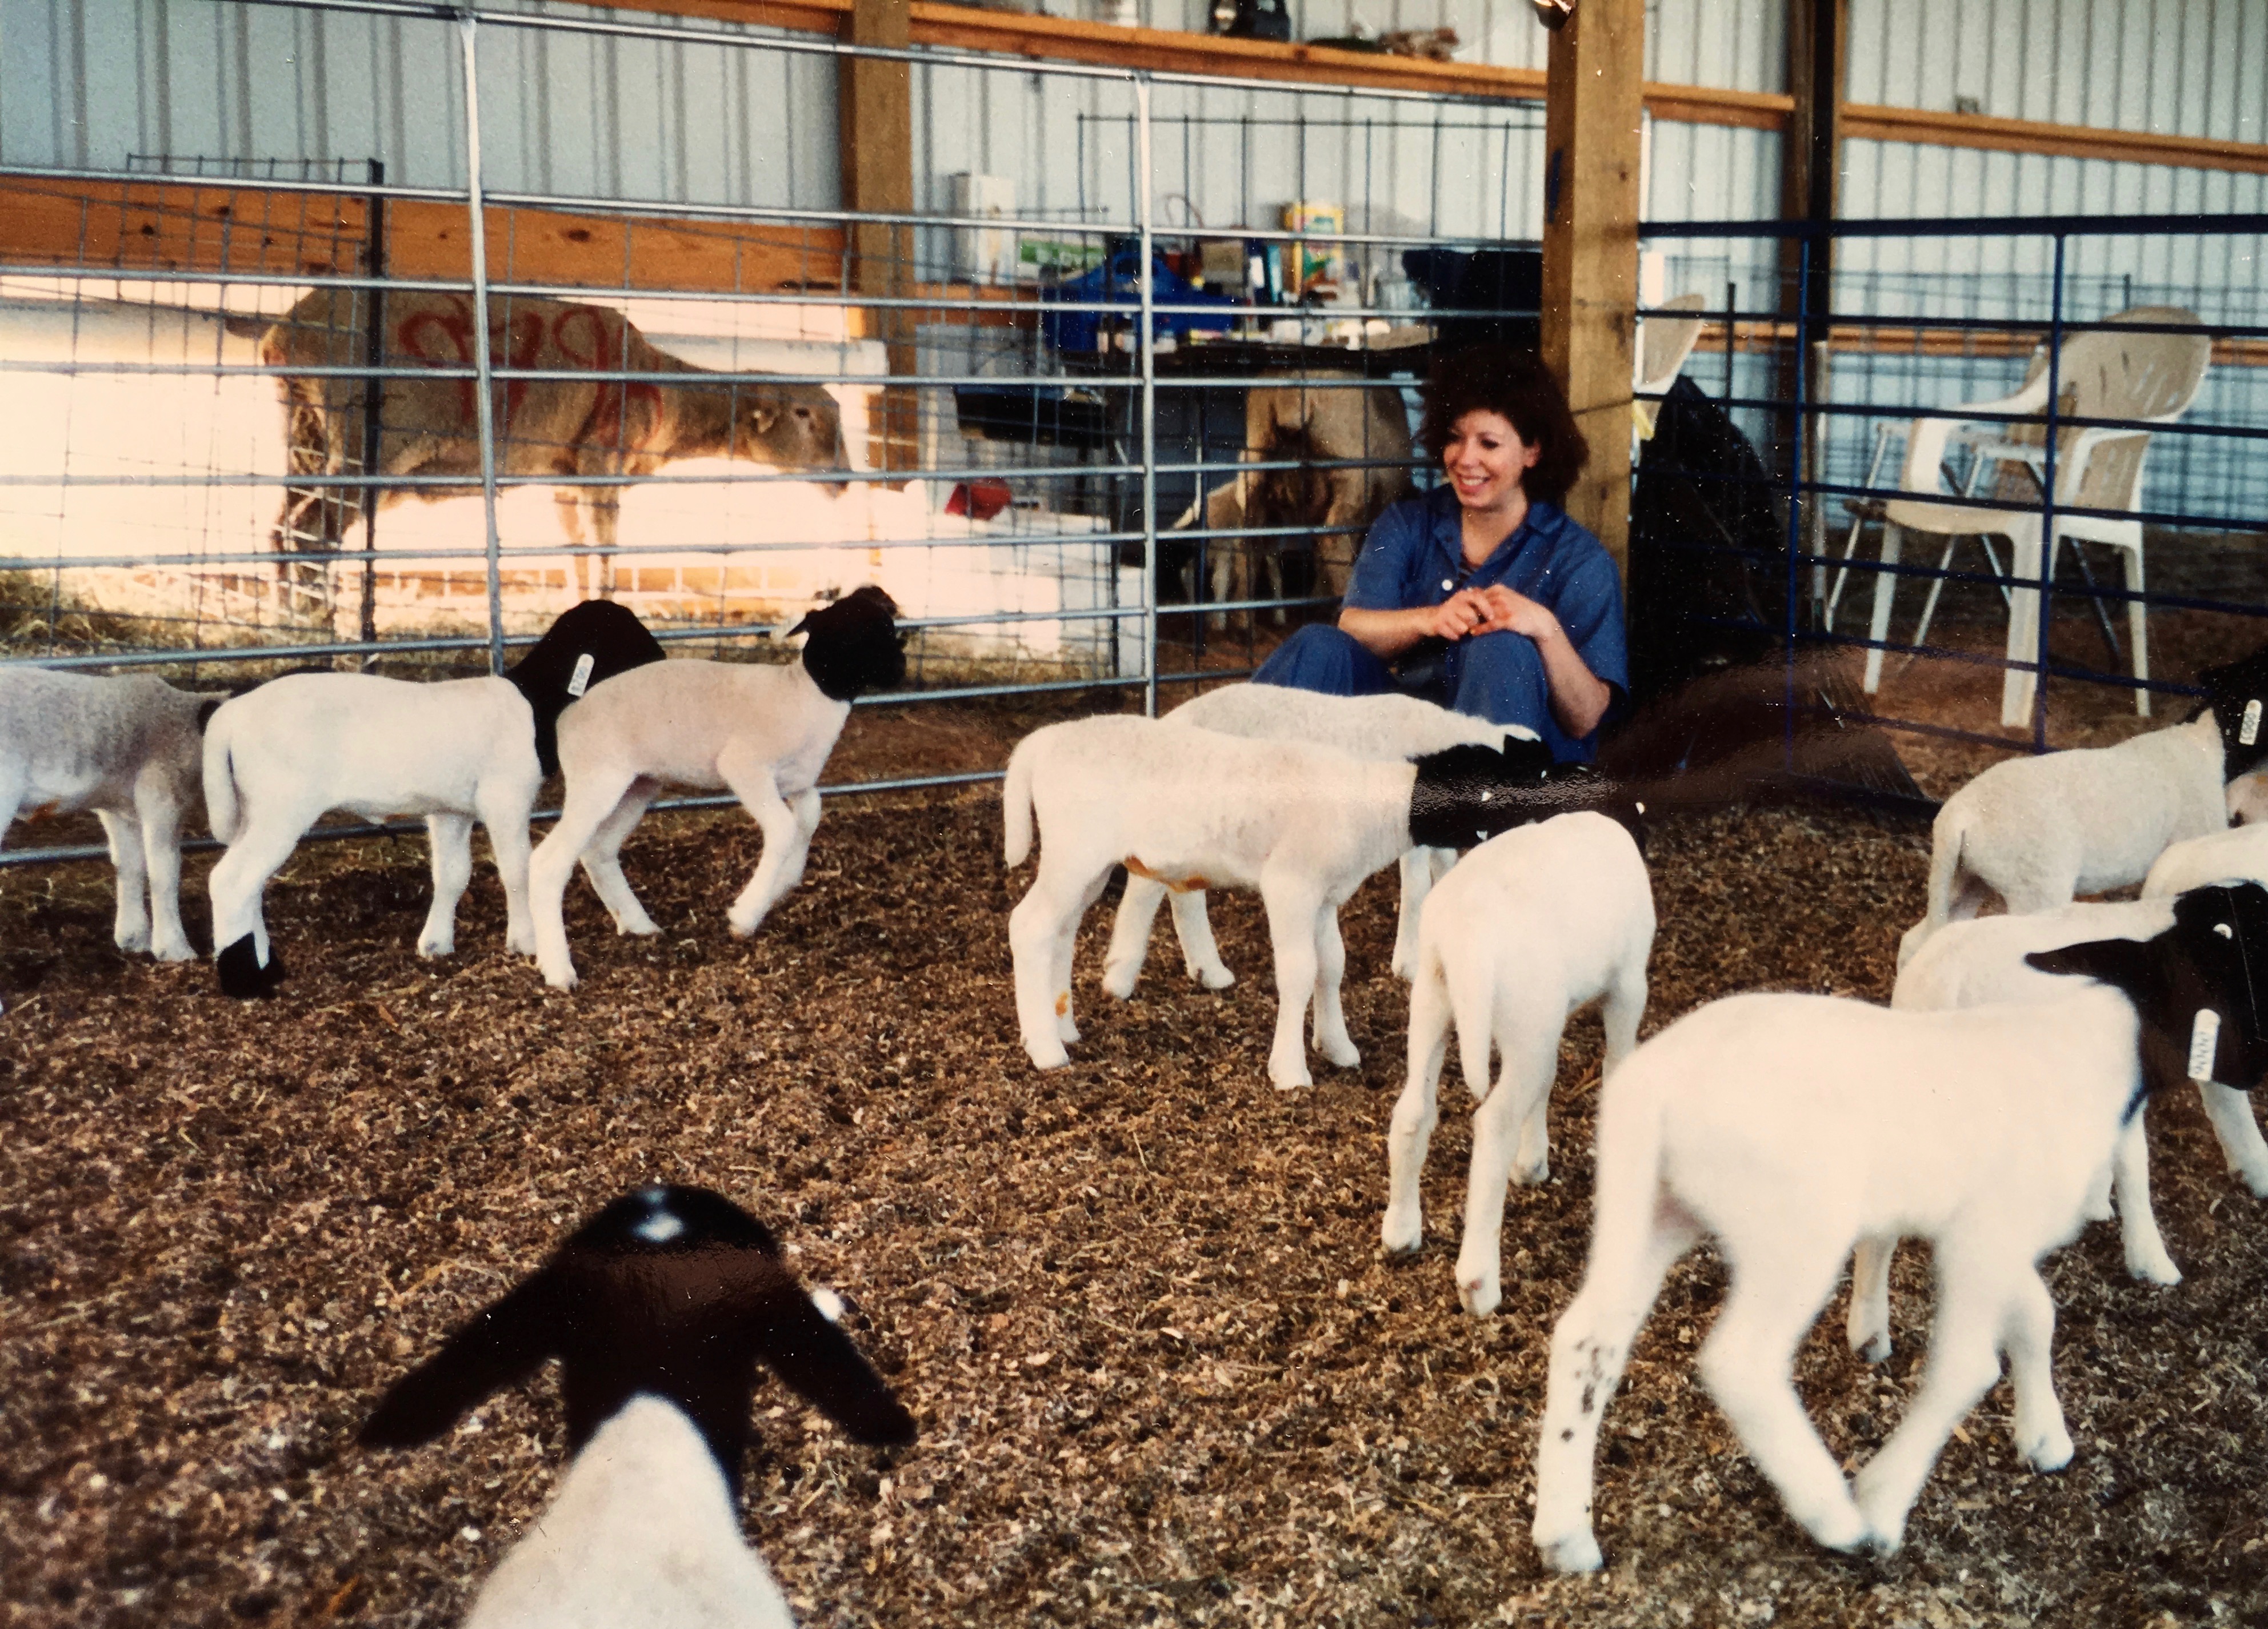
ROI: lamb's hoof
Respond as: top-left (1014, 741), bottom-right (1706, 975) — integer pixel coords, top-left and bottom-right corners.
top-left (1851, 1472), bottom-right (1907, 1556)
top-left (1194, 964), bottom-right (1235, 992)
top-left (1025, 1039), bottom-right (1071, 1071)
top-left (505, 931), bottom-right (537, 957)
top-left (1457, 1267), bottom-right (1502, 1317)
top-left (216, 935), bottom-right (285, 999)
top-left (1852, 1331), bottom-right (1893, 1364)
top-left (2234, 1163), bottom-right (2268, 1200)
top-left (2018, 1421), bottom-right (2074, 1473)
top-left (1098, 967), bottom-right (1139, 1003)
top-left (2127, 1248), bottom-right (2182, 1287)
top-left (1318, 1037), bottom-right (1362, 1071)
top-left (114, 929), bottom-right (152, 956)
top-left (538, 958), bottom-right (580, 992)
top-left (613, 916), bottom-right (661, 939)
top-left (1379, 1209), bottom-right (1423, 1256)
top-left (1535, 1532), bottom-right (1604, 1575)
top-left (1511, 1157), bottom-right (1551, 1188)
top-left (417, 937), bottom-right (456, 960)
top-left (1270, 1064), bottom-right (1314, 1092)
top-left (151, 939), bottom-right (197, 965)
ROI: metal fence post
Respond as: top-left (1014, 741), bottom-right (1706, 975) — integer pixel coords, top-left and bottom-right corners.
top-left (1136, 71), bottom-right (1159, 718)
top-left (458, 9), bottom-right (507, 676)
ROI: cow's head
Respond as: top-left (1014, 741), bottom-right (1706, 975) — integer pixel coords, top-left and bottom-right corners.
top-left (735, 383), bottom-right (851, 498)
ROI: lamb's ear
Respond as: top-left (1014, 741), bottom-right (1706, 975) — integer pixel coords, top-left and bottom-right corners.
top-left (744, 1281), bottom-right (917, 1448)
top-left (2025, 936), bottom-right (2155, 993)
top-left (360, 1270), bottom-right (565, 1448)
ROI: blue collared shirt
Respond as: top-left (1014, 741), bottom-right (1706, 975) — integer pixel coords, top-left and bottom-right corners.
top-left (1345, 485), bottom-right (1630, 752)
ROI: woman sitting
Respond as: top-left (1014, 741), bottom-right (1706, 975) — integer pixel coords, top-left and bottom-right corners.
top-left (1251, 345), bottom-right (1627, 762)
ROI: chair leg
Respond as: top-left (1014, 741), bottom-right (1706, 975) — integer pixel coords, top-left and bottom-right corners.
top-left (1863, 522), bottom-right (1903, 695)
top-left (1906, 533), bottom-right (1962, 659)
top-left (2125, 545), bottom-right (2150, 717)
top-left (2001, 528), bottom-right (2045, 730)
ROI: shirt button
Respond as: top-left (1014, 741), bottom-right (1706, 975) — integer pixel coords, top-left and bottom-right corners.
top-left (1441, 579), bottom-right (1453, 591)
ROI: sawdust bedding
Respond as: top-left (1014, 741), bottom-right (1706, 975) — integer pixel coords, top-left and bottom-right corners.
top-left (3, 772), bottom-right (2266, 1629)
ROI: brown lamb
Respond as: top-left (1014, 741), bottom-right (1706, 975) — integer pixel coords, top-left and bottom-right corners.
top-left (248, 289), bottom-right (850, 597)
top-left (1176, 375), bottom-right (1414, 627)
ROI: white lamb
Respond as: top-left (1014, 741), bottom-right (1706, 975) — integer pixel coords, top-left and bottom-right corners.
top-left (2143, 821), bottom-right (2268, 901)
top-left (202, 671), bottom-right (544, 984)
top-left (1532, 884), bottom-right (2268, 1571)
top-left (361, 1184), bottom-right (917, 1628)
top-left (1895, 713), bottom-right (2227, 969)
top-left (0, 668), bottom-right (221, 966)
top-left (1102, 685), bottom-right (1530, 996)
top-left (1882, 896), bottom-right (2268, 1308)
top-left (1379, 811), bottom-right (1654, 1316)
top-left (1004, 716), bottom-right (1609, 1088)
top-left (525, 586), bottom-right (904, 991)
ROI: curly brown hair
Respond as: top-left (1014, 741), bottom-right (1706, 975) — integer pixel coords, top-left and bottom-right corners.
top-left (1417, 345), bottom-right (1590, 506)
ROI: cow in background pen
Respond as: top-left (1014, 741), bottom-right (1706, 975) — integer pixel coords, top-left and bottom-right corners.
top-left (238, 289), bottom-right (850, 600)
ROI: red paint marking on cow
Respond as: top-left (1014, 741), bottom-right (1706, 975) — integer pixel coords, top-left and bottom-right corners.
top-left (395, 294), bottom-right (545, 432)
top-left (551, 305), bottom-right (663, 456)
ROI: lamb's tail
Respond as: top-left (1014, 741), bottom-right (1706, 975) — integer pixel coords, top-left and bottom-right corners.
top-left (1901, 806), bottom-right (1970, 968)
top-left (202, 713), bottom-right (242, 845)
top-left (1445, 937), bottom-right (1498, 1105)
top-left (1002, 736), bottom-right (1038, 869)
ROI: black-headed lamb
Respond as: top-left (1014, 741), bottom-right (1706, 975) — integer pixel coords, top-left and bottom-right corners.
top-left (202, 600), bottom-right (665, 996)
top-left (1100, 685), bottom-right (1531, 997)
top-left (525, 585), bottom-right (905, 991)
top-left (361, 1184), bottom-right (916, 1628)
top-left (1897, 644), bottom-right (2268, 968)
top-left (1531, 884), bottom-right (2268, 1571)
top-left (1003, 720), bottom-right (1615, 1088)
top-left (0, 668), bottom-right (222, 970)
top-left (1381, 810), bottom-right (1654, 1316)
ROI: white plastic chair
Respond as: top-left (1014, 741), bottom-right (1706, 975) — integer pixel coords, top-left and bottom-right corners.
top-left (1861, 307), bottom-right (2211, 726)
top-left (1631, 293), bottom-right (1708, 440)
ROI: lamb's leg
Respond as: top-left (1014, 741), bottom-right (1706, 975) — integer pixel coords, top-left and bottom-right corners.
top-left (719, 756), bottom-right (810, 938)
top-left (1309, 905), bottom-right (1361, 1070)
top-left (587, 488), bottom-right (621, 602)
top-left (1258, 872), bottom-right (1327, 1089)
top-left (1100, 872), bottom-right (1166, 1000)
top-left (97, 808), bottom-right (153, 956)
top-left (1846, 1235), bottom-right (1897, 1363)
top-left (1381, 955), bottom-right (1451, 1256)
top-left (2107, 1107), bottom-right (2180, 1284)
top-left (1532, 1202), bottom-right (1698, 1574)
top-left (2198, 1080), bottom-right (2268, 1197)
top-left (1390, 848), bottom-right (1442, 982)
top-left (1853, 1253), bottom-right (2018, 1554)
top-left (2002, 1266), bottom-right (2073, 1472)
top-left (206, 814), bottom-right (308, 969)
top-left (1166, 889), bottom-right (1235, 989)
top-left (1262, 546), bottom-right (1286, 628)
top-left (1010, 863), bottom-right (1102, 1070)
top-left (1697, 1245), bottom-right (1871, 1555)
top-left (1599, 958), bottom-right (1647, 1079)
top-left (575, 778), bottom-right (663, 936)
top-left (132, 778), bottom-right (195, 963)
top-left (418, 812), bottom-right (475, 958)
top-left (529, 772), bottom-right (641, 990)
top-left (1457, 1029), bottom-right (1560, 1317)
top-left (474, 783), bottom-right (538, 957)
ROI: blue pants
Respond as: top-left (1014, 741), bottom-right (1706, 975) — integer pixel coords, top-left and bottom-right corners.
top-left (1251, 623), bottom-right (1593, 762)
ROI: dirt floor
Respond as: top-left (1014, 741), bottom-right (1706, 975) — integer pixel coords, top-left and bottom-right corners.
top-left (5, 744), bottom-right (2268, 1627)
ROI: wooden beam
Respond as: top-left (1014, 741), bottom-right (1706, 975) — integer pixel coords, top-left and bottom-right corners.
top-left (1540, 0), bottom-right (1645, 581)
top-left (1781, 0), bottom-right (1845, 304)
top-left (840, 0), bottom-right (917, 472)
top-left (0, 178), bottom-right (367, 276)
top-left (1841, 102), bottom-right (2268, 177)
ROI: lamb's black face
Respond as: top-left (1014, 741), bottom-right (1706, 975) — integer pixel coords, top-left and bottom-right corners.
top-left (359, 1182), bottom-right (915, 1499)
top-left (505, 600), bottom-right (668, 776)
top-left (2195, 640), bottom-right (2268, 780)
top-left (2026, 883), bottom-right (2268, 1093)
top-left (794, 584), bottom-right (907, 702)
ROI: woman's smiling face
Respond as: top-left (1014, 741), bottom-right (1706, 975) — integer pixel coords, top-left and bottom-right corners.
top-left (1443, 409), bottom-right (1542, 514)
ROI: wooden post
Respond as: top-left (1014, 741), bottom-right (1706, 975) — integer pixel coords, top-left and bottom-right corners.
top-left (1539, 0), bottom-right (1645, 580)
top-left (839, 0), bottom-right (916, 474)
top-left (1782, 0), bottom-right (1845, 317)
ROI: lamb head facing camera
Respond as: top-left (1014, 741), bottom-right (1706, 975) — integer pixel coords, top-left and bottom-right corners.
top-left (362, 1185), bottom-right (914, 1629)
